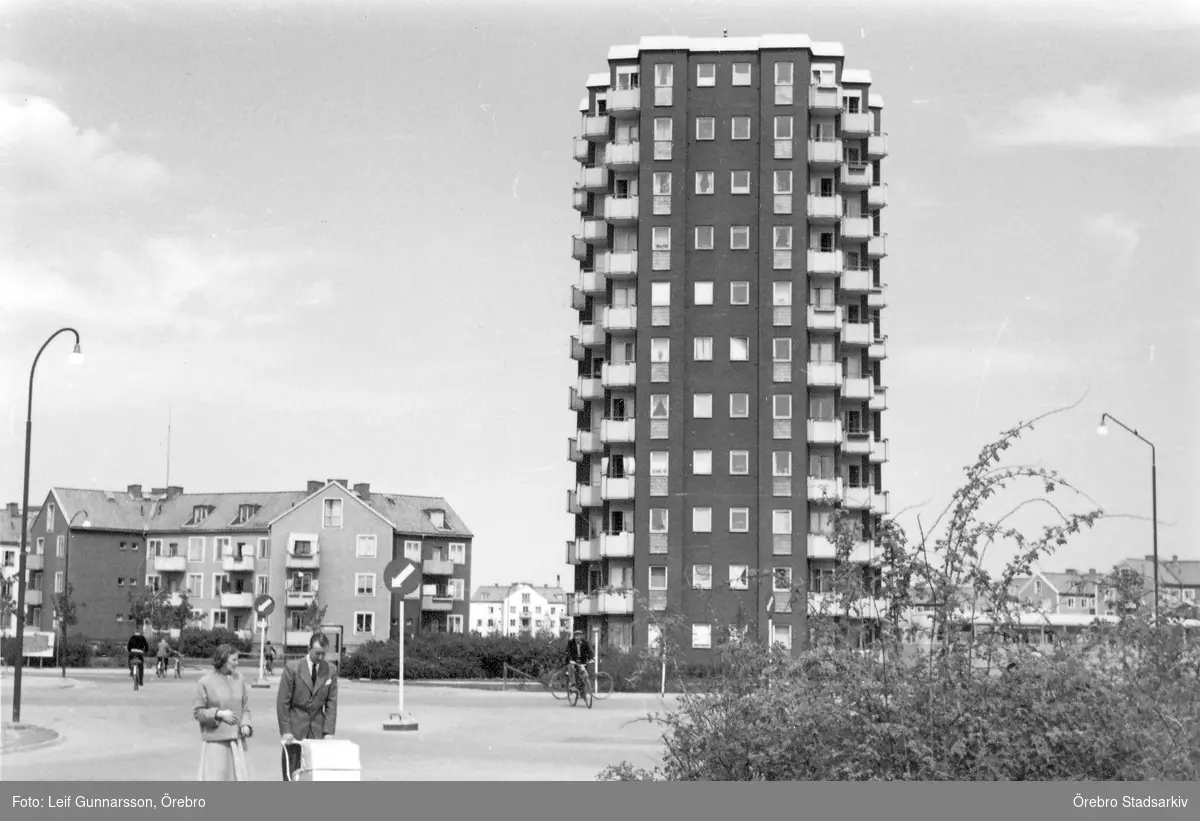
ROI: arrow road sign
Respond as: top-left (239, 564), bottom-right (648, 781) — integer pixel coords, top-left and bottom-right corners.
top-left (766, 595), bottom-right (776, 616)
top-left (254, 595), bottom-right (275, 618)
top-left (383, 558), bottom-right (422, 597)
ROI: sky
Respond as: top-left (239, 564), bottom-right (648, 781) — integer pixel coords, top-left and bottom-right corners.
top-left (0, 0), bottom-right (1197, 593)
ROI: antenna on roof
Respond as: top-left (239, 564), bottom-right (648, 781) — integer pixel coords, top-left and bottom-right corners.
top-left (723, 29), bottom-right (728, 38)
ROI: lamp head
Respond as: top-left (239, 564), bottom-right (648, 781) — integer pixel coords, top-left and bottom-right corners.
top-left (1096, 417), bottom-right (1108, 436)
top-left (82, 519), bottom-right (91, 527)
top-left (69, 343), bottom-right (84, 365)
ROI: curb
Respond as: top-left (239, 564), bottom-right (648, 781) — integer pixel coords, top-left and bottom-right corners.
top-left (1, 726), bottom-right (62, 755)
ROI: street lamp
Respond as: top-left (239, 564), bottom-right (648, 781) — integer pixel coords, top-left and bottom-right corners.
top-left (11, 327), bottom-right (83, 723)
top-left (59, 510), bottom-right (90, 678)
top-left (1096, 413), bottom-right (1159, 623)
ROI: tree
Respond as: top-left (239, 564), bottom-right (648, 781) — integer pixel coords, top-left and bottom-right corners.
top-left (54, 583), bottom-right (78, 632)
top-left (300, 595), bottom-right (328, 630)
top-left (169, 592), bottom-right (193, 631)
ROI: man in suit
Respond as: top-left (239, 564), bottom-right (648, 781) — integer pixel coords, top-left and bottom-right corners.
top-left (277, 632), bottom-right (339, 781)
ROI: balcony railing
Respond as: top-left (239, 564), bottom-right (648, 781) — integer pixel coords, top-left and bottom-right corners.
top-left (603, 195), bottom-right (639, 222)
top-left (577, 430), bottom-right (602, 453)
top-left (220, 592), bottom-right (255, 609)
top-left (26, 590), bottom-right (42, 607)
top-left (842, 432), bottom-right (872, 455)
top-left (597, 251), bottom-right (637, 278)
top-left (810, 86), bottom-right (840, 111)
top-left (807, 534), bottom-right (876, 563)
top-left (582, 115), bottom-right (610, 141)
top-left (868, 183), bottom-right (888, 209)
top-left (868, 286), bottom-right (887, 309)
top-left (568, 590), bottom-right (635, 616)
top-left (286, 591), bottom-right (316, 609)
top-left (807, 361), bottom-right (843, 387)
top-left (808, 138), bottom-right (843, 166)
top-left (869, 438), bottom-right (889, 463)
top-left (607, 88), bottom-right (641, 119)
top-left (600, 418), bottom-right (636, 443)
top-left (601, 305), bottom-right (637, 333)
top-left (841, 111), bottom-right (873, 136)
top-left (840, 163), bottom-right (873, 188)
top-left (423, 559), bottom-right (455, 576)
top-left (806, 305), bottom-right (843, 331)
top-left (422, 595), bottom-right (455, 612)
top-left (25, 554), bottom-right (44, 572)
top-left (581, 219), bottom-right (610, 244)
top-left (807, 195), bottom-right (843, 223)
top-left (808, 249), bottom-right (844, 275)
top-left (808, 419), bottom-right (844, 444)
top-left (604, 141), bottom-right (640, 169)
top-left (285, 630), bottom-right (313, 647)
top-left (570, 284), bottom-right (586, 311)
top-left (841, 216), bottom-right (872, 241)
top-left (573, 137), bottom-right (590, 163)
top-left (221, 554), bottom-right (255, 573)
top-left (601, 362), bottom-right (636, 388)
top-left (844, 485), bottom-right (873, 509)
top-left (574, 166), bottom-right (608, 191)
top-left (807, 477), bottom-right (845, 503)
top-left (576, 483), bottom-right (602, 508)
top-left (601, 476), bottom-right (634, 501)
top-left (841, 322), bottom-right (872, 346)
top-left (579, 269), bottom-right (604, 294)
top-left (870, 386), bottom-right (888, 411)
top-left (868, 233), bottom-right (888, 258)
top-left (841, 268), bottom-right (872, 293)
top-left (600, 531), bottom-right (635, 558)
top-left (867, 133), bottom-right (888, 159)
top-left (285, 551), bottom-right (319, 569)
top-left (578, 376), bottom-right (603, 400)
top-left (569, 336), bottom-right (584, 361)
top-left (843, 377), bottom-right (874, 400)
top-left (869, 335), bottom-right (888, 360)
top-left (154, 554), bottom-right (187, 573)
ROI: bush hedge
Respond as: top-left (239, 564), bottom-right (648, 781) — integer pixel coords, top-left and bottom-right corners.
top-left (340, 633), bottom-right (572, 681)
top-left (1, 635), bottom-right (92, 668)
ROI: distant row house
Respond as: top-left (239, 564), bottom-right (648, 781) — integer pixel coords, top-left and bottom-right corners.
top-left (5, 480), bottom-right (472, 654)
top-left (469, 581), bottom-right (572, 637)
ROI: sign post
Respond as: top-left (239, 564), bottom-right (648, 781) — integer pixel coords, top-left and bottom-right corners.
top-left (766, 594), bottom-right (776, 650)
top-left (382, 557), bottom-right (421, 732)
top-left (251, 595), bottom-right (275, 689)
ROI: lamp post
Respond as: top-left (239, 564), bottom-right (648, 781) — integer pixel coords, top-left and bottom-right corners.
top-left (1097, 413), bottom-right (1158, 623)
top-left (12, 327), bottom-right (83, 723)
top-left (59, 509), bottom-right (90, 678)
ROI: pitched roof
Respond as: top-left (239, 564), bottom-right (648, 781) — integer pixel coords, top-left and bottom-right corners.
top-left (1162, 559), bottom-right (1200, 586)
top-left (148, 491), bottom-right (307, 532)
top-left (361, 492), bottom-right (473, 538)
top-left (51, 489), bottom-right (154, 531)
top-left (472, 583), bottom-right (567, 603)
top-left (1119, 558), bottom-right (1186, 588)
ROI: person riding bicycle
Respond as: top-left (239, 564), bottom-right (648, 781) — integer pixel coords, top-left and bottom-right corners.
top-left (565, 629), bottom-right (594, 692)
top-left (264, 640), bottom-right (278, 674)
top-left (127, 627), bottom-right (150, 687)
top-left (155, 637), bottom-right (177, 675)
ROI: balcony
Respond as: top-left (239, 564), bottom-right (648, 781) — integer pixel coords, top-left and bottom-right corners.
top-left (842, 268), bottom-right (872, 293)
top-left (607, 88), bottom-right (641, 119)
top-left (841, 111), bottom-right (873, 137)
top-left (871, 491), bottom-right (890, 515)
top-left (571, 236), bottom-right (588, 263)
top-left (808, 139), bottom-right (842, 167)
top-left (566, 489), bottom-right (582, 515)
top-left (422, 595), bottom-right (454, 612)
top-left (578, 376), bottom-right (603, 401)
top-left (285, 551), bottom-right (319, 570)
top-left (600, 531), bottom-right (635, 558)
top-left (579, 269), bottom-right (604, 295)
top-left (155, 554), bottom-right (187, 573)
top-left (807, 477), bottom-right (844, 503)
top-left (577, 430), bottom-right (602, 453)
top-left (870, 386), bottom-right (888, 411)
top-left (579, 322), bottom-right (604, 347)
top-left (808, 419), bottom-right (844, 444)
top-left (423, 559), bottom-right (455, 576)
top-left (568, 437), bottom-right (583, 463)
top-left (807, 535), bottom-right (875, 563)
top-left (867, 133), bottom-right (888, 159)
top-left (806, 305), bottom-right (843, 331)
top-left (868, 286), bottom-right (888, 309)
top-left (605, 141), bottom-right (640, 170)
top-left (285, 630), bottom-right (313, 647)
top-left (841, 322), bottom-right (872, 346)
top-left (843, 377), bottom-right (874, 400)
top-left (868, 184), bottom-right (888, 209)
top-left (574, 166), bottom-right (608, 192)
top-left (868, 234), bottom-right (888, 258)
top-left (573, 137), bottom-right (590, 163)
top-left (869, 336), bottom-right (888, 359)
top-left (220, 592), bottom-right (255, 609)
top-left (572, 190), bottom-right (589, 212)
top-left (807, 593), bottom-right (888, 619)
top-left (842, 216), bottom-right (873, 242)
top-left (601, 476), bottom-right (634, 501)
top-left (570, 285), bottom-right (587, 311)
top-left (604, 196), bottom-right (638, 223)
top-left (568, 590), bottom-right (635, 616)
top-left (842, 432), bottom-right (872, 456)
top-left (601, 362), bottom-right (636, 388)
top-left (841, 163), bottom-right (872, 189)
top-left (26, 590), bottom-right (42, 606)
top-left (582, 115), bottom-right (610, 141)
top-left (600, 418), bottom-right (636, 443)
top-left (808, 250), bottom-right (844, 275)
top-left (809, 86), bottom-right (840, 112)
top-left (601, 305), bottom-right (637, 333)
top-left (597, 251), bottom-right (637, 279)
top-left (567, 538), bottom-right (599, 564)
top-left (870, 438), bottom-right (889, 463)
top-left (806, 195), bottom-right (842, 224)
top-left (222, 554), bottom-right (255, 573)
top-left (576, 483), bottom-right (602, 508)
top-left (808, 362), bottom-right (843, 387)
top-left (25, 554), bottom-right (44, 571)
top-left (569, 336), bottom-right (584, 361)
top-left (581, 219), bottom-right (610, 245)
top-left (844, 486), bottom-right (873, 510)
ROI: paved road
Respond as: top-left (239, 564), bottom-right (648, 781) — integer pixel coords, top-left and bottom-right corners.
top-left (1, 668), bottom-right (672, 781)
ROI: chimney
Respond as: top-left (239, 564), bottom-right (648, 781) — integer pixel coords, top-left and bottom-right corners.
top-left (1065, 568), bottom-right (1077, 575)
top-left (353, 482), bottom-right (370, 498)
top-left (127, 484), bottom-right (142, 499)
top-left (166, 486), bottom-right (184, 500)
top-left (1088, 568), bottom-right (1096, 575)
top-left (328, 478), bottom-right (348, 488)
top-left (6, 502), bottom-right (17, 516)
top-left (557, 574), bottom-right (561, 588)
top-left (307, 480), bottom-right (323, 494)
top-left (1172, 554), bottom-right (1178, 562)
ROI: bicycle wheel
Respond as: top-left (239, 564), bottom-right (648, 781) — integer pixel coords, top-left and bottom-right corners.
top-left (566, 683), bottom-right (578, 707)
top-left (592, 672), bottom-right (614, 699)
top-left (548, 670), bottom-right (569, 700)
top-left (583, 678), bottom-right (593, 709)
top-left (133, 667), bottom-right (140, 691)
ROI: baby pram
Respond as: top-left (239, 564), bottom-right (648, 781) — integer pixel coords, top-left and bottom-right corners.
top-left (282, 738), bottom-right (361, 781)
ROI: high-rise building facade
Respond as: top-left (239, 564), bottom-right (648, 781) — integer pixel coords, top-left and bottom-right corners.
top-left (566, 35), bottom-right (890, 661)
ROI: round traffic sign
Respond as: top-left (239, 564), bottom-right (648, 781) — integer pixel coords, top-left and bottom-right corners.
top-left (254, 595), bottom-right (275, 618)
top-left (383, 558), bottom-right (422, 597)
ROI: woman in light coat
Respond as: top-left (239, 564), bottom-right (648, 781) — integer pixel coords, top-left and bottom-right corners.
top-left (192, 643), bottom-right (254, 780)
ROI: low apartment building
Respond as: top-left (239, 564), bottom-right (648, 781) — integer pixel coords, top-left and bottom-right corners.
top-left (470, 581), bottom-right (572, 637)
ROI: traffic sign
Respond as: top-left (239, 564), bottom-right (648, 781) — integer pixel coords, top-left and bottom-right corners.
top-left (383, 558), bottom-right (422, 597)
top-left (254, 595), bottom-right (275, 618)
top-left (765, 595), bottom-right (776, 616)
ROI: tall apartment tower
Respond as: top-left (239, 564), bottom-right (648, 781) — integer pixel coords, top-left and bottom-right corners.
top-left (566, 35), bottom-right (890, 662)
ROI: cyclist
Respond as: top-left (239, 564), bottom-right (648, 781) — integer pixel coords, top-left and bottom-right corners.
top-left (264, 640), bottom-right (278, 675)
top-left (564, 629), bottom-right (594, 693)
top-left (127, 626), bottom-right (150, 687)
top-left (155, 636), bottom-right (175, 677)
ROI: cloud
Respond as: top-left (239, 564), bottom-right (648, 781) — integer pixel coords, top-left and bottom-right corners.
top-left (1084, 214), bottom-right (1141, 268)
top-left (989, 86), bottom-right (1200, 149)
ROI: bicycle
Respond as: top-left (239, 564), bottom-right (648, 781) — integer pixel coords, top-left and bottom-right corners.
top-left (156, 657), bottom-right (168, 679)
top-left (174, 655), bottom-right (182, 679)
top-left (565, 661), bottom-right (593, 709)
top-left (129, 652), bottom-right (146, 691)
top-left (549, 664), bottom-right (613, 701)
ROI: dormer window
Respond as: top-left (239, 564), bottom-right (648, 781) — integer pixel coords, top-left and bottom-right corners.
top-left (427, 509), bottom-right (447, 530)
top-left (235, 504), bottom-right (260, 525)
top-left (188, 505), bottom-right (212, 526)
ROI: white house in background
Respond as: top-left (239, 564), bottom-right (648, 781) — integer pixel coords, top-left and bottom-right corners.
top-left (470, 581), bottom-right (572, 638)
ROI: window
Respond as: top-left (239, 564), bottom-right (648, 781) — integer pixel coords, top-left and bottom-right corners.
top-left (730, 393), bottom-right (750, 418)
top-left (654, 118), bottom-right (673, 141)
top-left (55, 536), bottom-right (64, 558)
top-left (256, 575), bottom-right (269, 596)
top-left (54, 571), bottom-right (63, 594)
top-left (810, 453), bottom-right (836, 480)
top-left (696, 116), bottom-right (715, 140)
top-left (731, 282), bottom-right (750, 305)
top-left (187, 537), bottom-right (204, 562)
top-left (730, 450), bottom-right (749, 475)
top-left (649, 566), bottom-right (668, 590)
top-left (774, 116), bottom-right (793, 141)
top-left (732, 63), bottom-right (751, 86)
top-left (186, 574), bottom-right (203, 598)
top-left (730, 508), bottom-right (750, 532)
top-left (773, 624), bottom-right (793, 650)
top-left (354, 612), bottom-right (375, 635)
top-left (692, 507), bottom-right (713, 533)
top-left (35, 537), bottom-right (43, 555)
top-left (1066, 597), bottom-right (1076, 609)
top-left (356, 535), bottom-right (377, 558)
top-left (810, 285), bottom-right (835, 310)
top-left (773, 510), bottom-right (793, 535)
top-left (652, 226), bottom-right (671, 250)
top-left (451, 579), bottom-right (465, 600)
top-left (323, 498), bottom-right (343, 528)
top-left (257, 538), bottom-right (270, 559)
top-left (692, 624), bottom-right (713, 649)
top-left (773, 566), bottom-right (793, 592)
top-left (213, 573), bottom-right (227, 596)
top-left (730, 170), bottom-right (750, 194)
top-left (730, 338), bottom-right (749, 361)
top-left (697, 63), bottom-right (716, 86)
top-left (694, 226), bottom-right (714, 250)
top-left (730, 565), bottom-right (749, 590)
top-left (693, 393), bottom-right (713, 418)
top-left (651, 338), bottom-right (670, 362)
top-left (731, 117), bottom-right (751, 140)
top-left (695, 171), bottom-right (715, 194)
top-left (650, 394), bottom-right (669, 418)
top-left (693, 450), bottom-right (713, 475)
top-left (695, 281), bottom-right (714, 305)
top-left (449, 614), bottom-right (464, 634)
top-left (148, 539), bottom-right (163, 557)
top-left (693, 564), bottom-right (713, 590)
top-left (774, 170), bottom-right (793, 194)
top-left (730, 226), bottom-right (750, 249)
top-left (774, 226), bottom-right (793, 250)
top-left (650, 509), bottom-right (668, 533)
top-left (694, 337), bottom-right (713, 361)
top-left (810, 395), bottom-right (835, 420)
top-left (773, 281), bottom-right (792, 306)
top-left (775, 62), bottom-right (794, 86)
top-left (773, 339), bottom-right (792, 362)
top-left (653, 171), bottom-right (672, 195)
top-left (649, 452), bottom-right (669, 476)
top-left (212, 610), bottom-right (228, 629)
top-left (403, 540), bottom-right (422, 561)
top-left (774, 451), bottom-right (793, 476)
top-left (46, 503), bottom-right (55, 532)
top-left (774, 395), bottom-right (793, 419)
top-left (355, 573), bottom-right (376, 596)
top-left (655, 63), bottom-right (673, 86)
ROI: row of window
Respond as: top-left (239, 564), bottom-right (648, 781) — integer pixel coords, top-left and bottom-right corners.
top-left (615, 280), bottom-right (875, 310)
top-left (477, 618), bottom-right (571, 630)
top-left (606, 448), bottom-right (876, 479)
top-left (142, 573), bottom-right (467, 600)
top-left (645, 225), bottom-right (859, 253)
top-left (646, 60), bottom-right (827, 90)
top-left (146, 536), bottom-right (465, 564)
top-left (684, 622), bottom-right (794, 650)
top-left (596, 391), bottom-right (871, 421)
top-left (643, 509), bottom-right (859, 535)
top-left (649, 169), bottom-right (865, 198)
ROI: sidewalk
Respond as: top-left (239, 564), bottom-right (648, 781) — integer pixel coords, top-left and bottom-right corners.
top-left (1, 722), bottom-right (61, 754)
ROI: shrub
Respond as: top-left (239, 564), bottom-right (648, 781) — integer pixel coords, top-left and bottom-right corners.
top-left (0, 634), bottom-right (92, 668)
top-left (339, 633), bottom-right (572, 681)
top-left (178, 628), bottom-right (252, 659)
